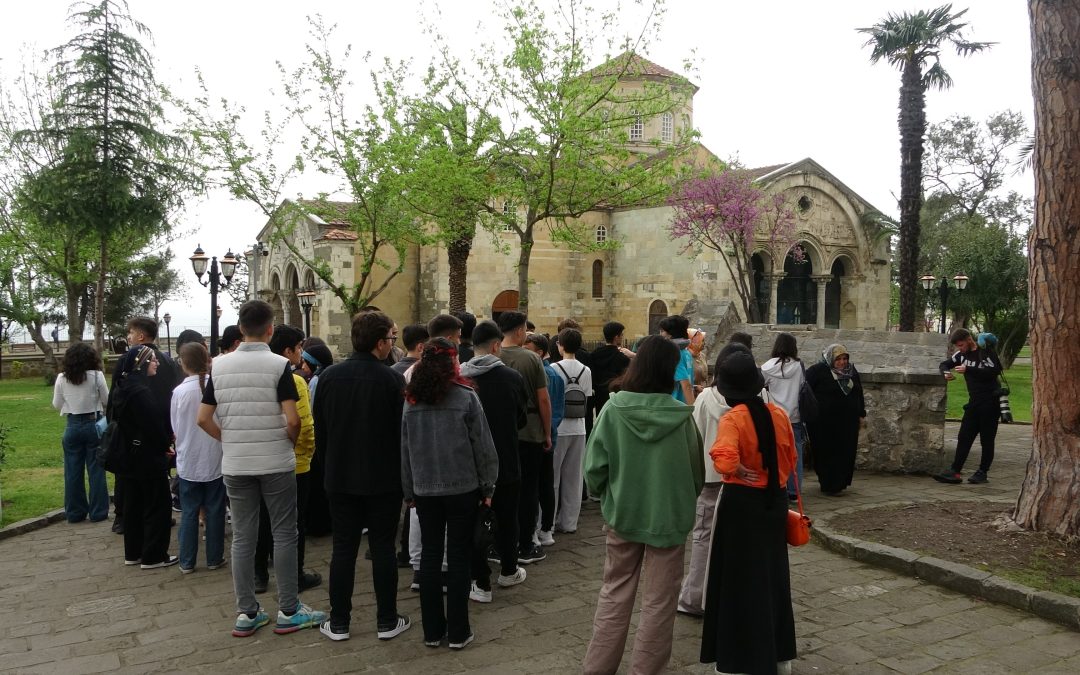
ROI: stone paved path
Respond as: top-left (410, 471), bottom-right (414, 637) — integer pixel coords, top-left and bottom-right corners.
top-left (2, 423), bottom-right (1078, 673)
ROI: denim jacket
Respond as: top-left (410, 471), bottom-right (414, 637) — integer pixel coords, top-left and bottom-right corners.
top-left (543, 360), bottom-right (566, 446)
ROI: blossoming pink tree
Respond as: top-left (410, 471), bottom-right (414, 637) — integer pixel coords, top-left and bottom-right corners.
top-left (668, 170), bottom-right (799, 322)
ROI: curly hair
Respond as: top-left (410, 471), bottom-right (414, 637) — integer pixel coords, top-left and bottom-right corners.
top-left (61, 342), bottom-right (102, 385)
top-left (405, 337), bottom-right (472, 404)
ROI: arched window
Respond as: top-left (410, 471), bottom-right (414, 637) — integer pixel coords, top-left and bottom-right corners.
top-left (592, 260), bottom-right (603, 298)
top-left (660, 112), bottom-right (673, 143)
top-left (648, 299), bottom-right (668, 335)
top-left (595, 224), bottom-right (607, 244)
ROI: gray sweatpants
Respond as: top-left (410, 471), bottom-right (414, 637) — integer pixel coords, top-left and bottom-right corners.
top-left (224, 471), bottom-right (298, 615)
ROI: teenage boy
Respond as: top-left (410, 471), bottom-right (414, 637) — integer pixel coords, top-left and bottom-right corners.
top-left (460, 321), bottom-right (530, 600)
top-left (254, 324), bottom-right (322, 593)
top-left (454, 311), bottom-right (477, 363)
top-left (392, 325), bottom-right (429, 375)
top-left (313, 311), bottom-right (410, 642)
top-left (497, 311), bottom-right (552, 565)
top-left (549, 328), bottom-right (593, 537)
top-left (523, 333), bottom-right (565, 548)
top-left (934, 328), bottom-right (1003, 485)
top-left (197, 301), bottom-right (327, 638)
top-left (589, 321), bottom-right (634, 417)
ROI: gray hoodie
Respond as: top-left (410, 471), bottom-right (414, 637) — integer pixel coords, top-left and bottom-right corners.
top-left (459, 354), bottom-right (502, 378)
top-left (400, 383), bottom-right (499, 500)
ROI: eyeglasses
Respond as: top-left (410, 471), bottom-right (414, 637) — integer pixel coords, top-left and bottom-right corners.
top-left (382, 334), bottom-right (398, 343)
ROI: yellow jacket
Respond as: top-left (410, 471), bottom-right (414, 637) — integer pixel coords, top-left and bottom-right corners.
top-left (293, 373), bottom-right (315, 474)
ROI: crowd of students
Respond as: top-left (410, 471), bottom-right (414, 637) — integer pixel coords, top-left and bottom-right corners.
top-left (55, 302), bottom-right (857, 673)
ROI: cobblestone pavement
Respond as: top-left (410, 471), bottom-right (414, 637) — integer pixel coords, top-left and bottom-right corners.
top-left (2, 423), bottom-right (1078, 673)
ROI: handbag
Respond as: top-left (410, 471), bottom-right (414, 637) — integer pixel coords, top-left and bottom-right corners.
top-left (786, 473), bottom-right (812, 546)
top-left (94, 374), bottom-right (108, 438)
top-left (474, 502), bottom-right (498, 553)
top-left (798, 362), bottom-right (819, 423)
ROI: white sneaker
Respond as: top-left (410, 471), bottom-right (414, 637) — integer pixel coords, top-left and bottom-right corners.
top-left (537, 530), bottom-right (555, 547)
top-left (469, 582), bottom-right (492, 603)
top-left (497, 567), bottom-right (527, 587)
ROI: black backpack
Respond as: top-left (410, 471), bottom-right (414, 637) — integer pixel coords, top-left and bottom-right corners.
top-left (555, 362), bottom-right (588, 419)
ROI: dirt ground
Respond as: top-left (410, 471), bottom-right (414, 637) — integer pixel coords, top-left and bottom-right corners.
top-left (829, 500), bottom-right (1080, 597)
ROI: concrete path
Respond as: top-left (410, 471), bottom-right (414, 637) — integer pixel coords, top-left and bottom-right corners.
top-left (2, 423), bottom-right (1078, 674)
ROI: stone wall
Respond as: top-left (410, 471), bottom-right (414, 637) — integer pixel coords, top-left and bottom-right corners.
top-left (718, 324), bottom-right (951, 473)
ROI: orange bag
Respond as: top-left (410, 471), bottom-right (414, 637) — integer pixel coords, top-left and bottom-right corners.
top-left (786, 475), bottom-right (812, 546)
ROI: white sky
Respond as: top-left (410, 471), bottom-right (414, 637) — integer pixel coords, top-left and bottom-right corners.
top-left (0, 0), bottom-right (1034, 338)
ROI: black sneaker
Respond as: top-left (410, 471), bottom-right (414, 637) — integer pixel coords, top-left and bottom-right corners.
top-left (967, 470), bottom-right (989, 484)
top-left (254, 574), bottom-right (269, 594)
top-left (933, 471), bottom-right (963, 484)
top-left (111, 519), bottom-right (124, 535)
top-left (298, 570), bottom-right (322, 592)
top-left (376, 614), bottom-right (411, 640)
top-left (319, 620), bottom-right (350, 641)
top-left (517, 544), bottom-right (546, 564)
top-left (171, 496), bottom-right (182, 513)
top-left (410, 570), bottom-right (420, 591)
top-left (396, 550), bottom-right (412, 568)
top-left (486, 547), bottom-right (501, 564)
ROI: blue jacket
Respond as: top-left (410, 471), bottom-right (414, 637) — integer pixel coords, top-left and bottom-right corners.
top-left (543, 359), bottom-right (565, 446)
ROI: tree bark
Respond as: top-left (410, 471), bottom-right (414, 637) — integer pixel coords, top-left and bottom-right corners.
top-left (447, 230), bottom-right (472, 314)
top-left (897, 59), bottom-right (927, 332)
top-left (1013, 0), bottom-right (1080, 536)
top-left (516, 218), bottom-right (535, 315)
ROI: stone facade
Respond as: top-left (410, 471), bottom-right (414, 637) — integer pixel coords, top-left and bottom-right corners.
top-left (251, 56), bottom-right (892, 358)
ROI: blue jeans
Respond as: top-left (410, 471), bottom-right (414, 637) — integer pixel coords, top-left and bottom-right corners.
top-left (224, 472), bottom-right (298, 615)
top-left (62, 415), bottom-right (109, 522)
top-left (178, 477), bottom-right (227, 570)
top-left (786, 422), bottom-right (807, 498)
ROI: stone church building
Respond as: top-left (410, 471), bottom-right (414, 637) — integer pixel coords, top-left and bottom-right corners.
top-left (251, 56), bottom-right (892, 354)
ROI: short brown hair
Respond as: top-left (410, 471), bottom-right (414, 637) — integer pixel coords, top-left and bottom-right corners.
top-left (126, 316), bottom-right (158, 341)
top-left (238, 300), bottom-right (275, 337)
top-left (352, 311), bottom-right (394, 353)
top-left (427, 314), bottom-right (463, 339)
top-left (949, 328), bottom-right (973, 345)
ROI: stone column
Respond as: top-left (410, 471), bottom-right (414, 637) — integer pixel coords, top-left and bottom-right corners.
top-left (764, 273), bottom-right (784, 325)
top-left (812, 275), bottom-right (831, 328)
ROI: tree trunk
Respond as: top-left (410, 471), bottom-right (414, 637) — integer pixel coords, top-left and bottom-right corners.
top-left (94, 237), bottom-right (107, 354)
top-left (65, 281), bottom-right (85, 343)
top-left (447, 230), bottom-right (473, 314)
top-left (897, 59), bottom-right (927, 332)
top-left (25, 321), bottom-right (57, 375)
top-left (1013, 0), bottom-right (1080, 536)
top-left (516, 220), bottom-right (535, 315)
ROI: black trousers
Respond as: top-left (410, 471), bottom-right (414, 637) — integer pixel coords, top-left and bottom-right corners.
top-left (952, 399), bottom-right (1000, 474)
top-left (472, 480), bottom-right (520, 588)
top-left (517, 440), bottom-right (543, 550)
top-left (416, 491), bottom-right (478, 644)
top-left (119, 474), bottom-right (172, 564)
top-left (327, 491), bottom-right (402, 627)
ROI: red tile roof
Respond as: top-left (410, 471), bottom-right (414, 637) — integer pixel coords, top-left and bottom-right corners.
top-left (585, 51), bottom-right (682, 80)
top-left (315, 228), bottom-right (358, 242)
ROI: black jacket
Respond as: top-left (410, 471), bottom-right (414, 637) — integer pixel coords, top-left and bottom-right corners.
top-left (313, 351), bottom-right (406, 496)
top-left (589, 344), bottom-right (631, 406)
top-left (939, 347), bottom-right (1002, 405)
top-left (463, 360), bottom-right (528, 483)
top-left (112, 375), bottom-right (172, 477)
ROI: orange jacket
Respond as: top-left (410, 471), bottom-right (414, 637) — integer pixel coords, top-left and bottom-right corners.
top-left (710, 403), bottom-right (798, 489)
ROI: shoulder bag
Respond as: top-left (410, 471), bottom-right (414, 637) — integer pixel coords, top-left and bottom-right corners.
top-left (786, 472), bottom-right (812, 546)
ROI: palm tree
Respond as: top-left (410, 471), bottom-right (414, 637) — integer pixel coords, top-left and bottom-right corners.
top-left (859, 5), bottom-right (992, 332)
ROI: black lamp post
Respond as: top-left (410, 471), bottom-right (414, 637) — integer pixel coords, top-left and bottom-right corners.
top-left (162, 312), bottom-right (172, 356)
top-left (190, 245), bottom-right (238, 356)
top-left (920, 273), bottom-right (969, 334)
top-left (296, 288), bottom-right (317, 337)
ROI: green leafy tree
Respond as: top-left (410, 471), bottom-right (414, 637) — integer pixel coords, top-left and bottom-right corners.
top-left (25, 0), bottom-right (198, 351)
top-left (187, 18), bottom-right (429, 315)
top-left (918, 111), bottom-right (1030, 365)
top-left (97, 249), bottom-right (185, 337)
top-left (434, 0), bottom-right (699, 313)
top-left (859, 4), bottom-right (992, 332)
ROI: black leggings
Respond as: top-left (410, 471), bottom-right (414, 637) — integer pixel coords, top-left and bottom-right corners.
top-left (951, 400), bottom-right (999, 473)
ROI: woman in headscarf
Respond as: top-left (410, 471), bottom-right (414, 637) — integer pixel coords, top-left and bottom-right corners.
top-left (111, 345), bottom-right (178, 568)
top-left (700, 348), bottom-right (798, 675)
top-left (804, 344), bottom-right (866, 496)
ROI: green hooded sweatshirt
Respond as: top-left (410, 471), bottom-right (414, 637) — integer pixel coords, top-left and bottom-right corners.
top-left (584, 390), bottom-right (705, 548)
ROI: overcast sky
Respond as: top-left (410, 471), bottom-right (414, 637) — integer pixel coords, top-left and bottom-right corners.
top-left (0, 0), bottom-right (1034, 338)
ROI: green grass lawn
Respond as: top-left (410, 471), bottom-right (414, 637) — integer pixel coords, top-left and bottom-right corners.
top-left (946, 363), bottom-right (1032, 424)
top-left (0, 377), bottom-right (115, 527)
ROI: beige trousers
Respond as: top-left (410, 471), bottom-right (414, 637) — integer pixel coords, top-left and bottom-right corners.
top-left (582, 529), bottom-right (685, 675)
top-left (678, 483), bottom-right (722, 614)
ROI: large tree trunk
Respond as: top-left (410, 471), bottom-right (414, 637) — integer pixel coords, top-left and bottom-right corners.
top-left (1013, 0), bottom-right (1080, 536)
top-left (516, 220), bottom-right (535, 315)
top-left (24, 321), bottom-right (57, 376)
top-left (64, 281), bottom-right (86, 343)
top-left (447, 230), bottom-right (473, 314)
top-left (897, 59), bottom-right (927, 332)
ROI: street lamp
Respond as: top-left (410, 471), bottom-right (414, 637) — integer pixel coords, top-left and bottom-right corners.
top-left (920, 273), bottom-right (969, 334)
top-left (162, 313), bottom-right (172, 356)
top-left (296, 288), bottom-right (317, 337)
top-left (190, 244), bottom-right (238, 356)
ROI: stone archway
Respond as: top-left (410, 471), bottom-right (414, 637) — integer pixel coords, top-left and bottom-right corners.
top-left (751, 253), bottom-right (769, 322)
top-left (648, 299), bottom-right (668, 335)
top-left (491, 289), bottom-right (519, 323)
top-left (285, 264), bottom-right (302, 328)
top-left (270, 272), bottom-right (284, 325)
top-left (825, 254), bottom-right (857, 329)
top-left (777, 250), bottom-right (815, 325)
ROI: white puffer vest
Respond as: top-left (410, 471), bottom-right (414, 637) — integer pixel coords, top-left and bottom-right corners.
top-left (213, 342), bottom-right (296, 476)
